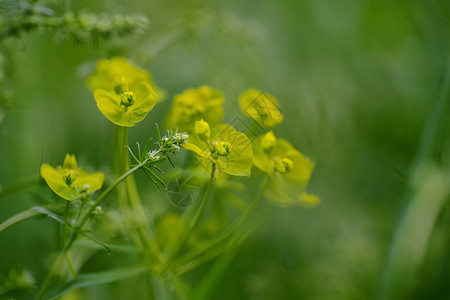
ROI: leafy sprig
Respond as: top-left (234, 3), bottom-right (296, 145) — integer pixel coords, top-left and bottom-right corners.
top-left (127, 124), bottom-right (189, 188)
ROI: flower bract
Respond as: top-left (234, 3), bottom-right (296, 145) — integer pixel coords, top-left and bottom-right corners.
top-left (40, 154), bottom-right (105, 201)
top-left (183, 120), bottom-right (252, 177)
top-left (253, 131), bottom-right (317, 207)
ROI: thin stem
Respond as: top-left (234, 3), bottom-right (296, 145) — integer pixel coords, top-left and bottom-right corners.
top-left (175, 200), bottom-right (272, 276)
top-left (115, 126), bottom-right (158, 264)
top-left (160, 163), bottom-right (216, 272)
top-left (188, 163), bottom-right (216, 235)
top-left (65, 252), bottom-right (77, 277)
top-left (62, 201), bottom-right (71, 248)
top-left (167, 175), bottom-right (270, 273)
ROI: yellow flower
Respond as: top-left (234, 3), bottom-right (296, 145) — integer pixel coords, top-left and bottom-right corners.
top-left (253, 131), bottom-right (318, 207)
top-left (87, 57), bottom-right (158, 127)
top-left (239, 88), bottom-right (283, 128)
top-left (183, 121), bottom-right (253, 177)
top-left (40, 154), bottom-right (104, 201)
top-left (166, 86), bottom-right (224, 134)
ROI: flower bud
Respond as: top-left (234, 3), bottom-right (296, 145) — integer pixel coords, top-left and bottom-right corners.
top-left (113, 76), bottom-right (129, 94)
top-left (274, 157), bottom-right (294, 174)
top-left (216, 141), bottom-right (232, 156)
top-left (63, 170), bottom-right (77, 186)
top-left (120, 91), bottom-right (136, 107)
top-left (261, 131), bottom-right (276, 153)
top-left (195, 119), bottom-right (210, 141)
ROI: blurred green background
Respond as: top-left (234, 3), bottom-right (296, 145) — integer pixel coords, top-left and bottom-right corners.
top-left (1, 0), bottom-right (450, 299)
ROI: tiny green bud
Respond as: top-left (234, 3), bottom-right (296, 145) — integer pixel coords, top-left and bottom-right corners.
top-left (274, 157), bottom-right (294, 174)
top-left (114, 76), bottom-right (129, 94)
top-left (261, 131), bottom-right (276, 153)
top-left (195, 119), bottom-right (210, 141)
top-left (63, 170), bottom-right (77, 186)
top-left (121, 91), bottom-right (136, 107)
top-left (217, 141), bottom-right (232, 157)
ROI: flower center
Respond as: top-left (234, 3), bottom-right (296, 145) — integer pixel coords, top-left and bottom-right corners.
top-left (274, 157), bottom-right (294, 174)
top-left (121, 91), bottom-right (136, 108)
top-left (63, 169), bottom-right (78, 186)
top-left (210, 141), bottom-right (232, 159)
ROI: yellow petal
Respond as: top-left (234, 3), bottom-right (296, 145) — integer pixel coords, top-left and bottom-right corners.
top-left (182, 143), bottom-right (213, 162)
top-left (40, 164), bottom-right (79, 201)
top-left (63, 154), bottom-right (77, 170)
top-left (94, 89), bottom-right (135, 127)
top-left (212, 124), bottom-right (253, 177)
top-left (73, 170), bottom-right (105, 193)
top-left (87, 57), bottom-right (152, 91)
top-left (195, 119), bottom-right (210, 141)
top-left (128, 81), bottom-right (158, 124)
top-left (252, 138), bottom-right (275, 175)
top-left (261, 131), bottom-right (276, 153)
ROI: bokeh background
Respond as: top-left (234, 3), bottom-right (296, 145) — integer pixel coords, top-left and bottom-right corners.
top-left (1, 0), bottom-right (450, 299)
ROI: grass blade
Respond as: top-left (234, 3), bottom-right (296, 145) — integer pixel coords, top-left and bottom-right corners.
top-left (46, 266), bottom-right (148, 300)
top-left (0, 208), bottom-right (42, 233)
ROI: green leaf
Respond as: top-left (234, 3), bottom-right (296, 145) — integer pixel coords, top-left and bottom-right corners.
top-left (46, 266), bottom-right (147, 300)
top-left (0, 206), bottom-right (68, 233)
top-left (31, 206), bottom-right (67, 225)
top-left (0, 209), bottom-right (42, 233)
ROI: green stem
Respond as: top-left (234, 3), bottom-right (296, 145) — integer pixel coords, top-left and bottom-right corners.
top-left (160, 163), bottom-right (216, 272)
top-left (62, 201), bottom-right (71, 248)
top-left (65, 252), bottom-right (77, 277)
top-left (114, 126), bottom-right (157, 263)
top-left (166, 175), bottom-right (270, 273)
top-left (175, 199), bottom-right (272, 276)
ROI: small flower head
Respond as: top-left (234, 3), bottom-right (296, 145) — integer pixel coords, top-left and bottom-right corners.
top-left (166, 86), bottom-right (224, 134)
top-left (239, 88), bottom-right (283, 128)
top-left (157, 129), bottom-right (189, 155)
top-left (253, 132), bottom-right (316, 207)
top-left (87, 57), bottom-right (158, 127)
top-left (183, 122), bottom-right (253, 177)
top-left (40, 154), bottom-right (104, 201)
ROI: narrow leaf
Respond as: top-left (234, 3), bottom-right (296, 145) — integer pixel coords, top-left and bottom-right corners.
top-left (0, 209), bottom-right (42, 233)
top-left (46, 266), bottom-right (147, 300)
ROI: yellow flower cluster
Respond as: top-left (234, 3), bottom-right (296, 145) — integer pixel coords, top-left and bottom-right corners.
top-left (165, 85), bottom-right (318, 207)
top-left (41, 57), bottom-right (317, 208)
